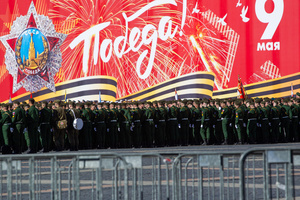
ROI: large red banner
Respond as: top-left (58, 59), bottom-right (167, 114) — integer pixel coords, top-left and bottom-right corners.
top-left (0, 0), bottom-right (299, 102)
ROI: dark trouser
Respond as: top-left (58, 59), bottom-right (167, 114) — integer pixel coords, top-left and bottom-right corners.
top-left (96, 123), bottom-right (106, 149)
top-left (2, 125), bottom-right (11, 146)
top-left (194, 121), bottom-right (201, 145)
top-left (108, 123), bottom-right (118, 148)
top-left (261, 120), bottom-right (270, 143)
top-left (222, 119), bottom-right (229, 141)
top-left (83, 122), bottom-right (92, 149)
top-left (235, 121), bottom-right (243, 142)
top-left (68, 129), bottom-right (79, 151)
top-left (281, 118), bottom-right (290, 142)
top-left (54, 129), bottom-right (65, 151)
top-left (167, 120), bottom-right (178, 146)
top-left (214, 120), bottom-right (223, 144)
top-left (120, 122), bottom-right (131, 148)
top-left (180, 120), bottom-right (189, 146)
top-left (13, 124), bottom-right (24, 153)
top-left (144, 121), bottom-right (154, 147)
top-left (247, 120), bottom-right (257, 143)
top-left (28, 124), bottom-right (39, 152)
top-left (292, 118), bottom-right (299, 142)
top-left (157, 121), bottom-right (166, 146)
top-left (132, 122), bottom-right (141, 147)
top-left (271, 119), bottom-right (280, 143)
top-left (40, 124), bottom-right (51, 152)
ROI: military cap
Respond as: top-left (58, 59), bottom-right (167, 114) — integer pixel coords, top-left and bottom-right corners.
top-left (84, 101), bottom-right (91, 106)
top-left (13, 101), bottom-right (20, 105)
top-left (296, 92), bottom-right (300, 96)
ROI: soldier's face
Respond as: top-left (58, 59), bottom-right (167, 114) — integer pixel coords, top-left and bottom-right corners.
top-left (42, 104), bottom-right (46, 108)
top-left (97, 105), bottom-right (101, 110)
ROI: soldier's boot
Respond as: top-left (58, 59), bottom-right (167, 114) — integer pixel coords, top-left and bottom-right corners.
top-left (202, 139), bottom-right (207, 145)
top-left (222, 139), bottom-right (228, 145)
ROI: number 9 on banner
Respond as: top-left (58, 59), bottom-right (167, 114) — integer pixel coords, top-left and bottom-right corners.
top-left (255, 0), bottom-right (284, 40)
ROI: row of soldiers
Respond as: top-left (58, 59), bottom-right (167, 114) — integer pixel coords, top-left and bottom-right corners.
top-left (0, 95), bottom-right (299, 153)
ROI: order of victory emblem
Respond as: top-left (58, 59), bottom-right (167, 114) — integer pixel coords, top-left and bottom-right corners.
top-left (0, 2), bottom-right (67, 93)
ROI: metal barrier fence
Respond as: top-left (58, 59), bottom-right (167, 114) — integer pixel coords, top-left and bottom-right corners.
top-left (0, 148), bottom-right (299, 200)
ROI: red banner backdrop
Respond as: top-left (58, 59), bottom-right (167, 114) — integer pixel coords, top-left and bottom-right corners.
top-left (0, 0), bottom-right (299, 102)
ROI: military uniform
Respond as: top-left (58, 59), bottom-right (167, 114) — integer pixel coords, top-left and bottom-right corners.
top-left (260, 104), bottom-right (271, 143)
top-left (94, 106), bottom-right (107, 149)
top-left (270, 104), bottom-right (280, 143)
top-left (179, 104), bottom-right (191, 146)
top-left (130, 106), bottom-right (143, 147)
top-left (39, 104), bottom-right (52, 152)
top-left (0, 109), bottom-right (12, 147)
top-left (200, 104), bottom-right (211, 145)
top-left (28, 104), bottom-right (39, 152)
top-left (167, 104), bottom-right (179, 146)
top-left (247, 106), bottom-right (258, 143)
top-left (220, 105), bottom-right (231, 144)
top-left (234, 105), bottom-right (244, 144)
top-left (119, 106), bottom-right (132, 148)
top-left (155, 104), bottom-right (167, 147)
top-left (54, 105), bottom-right (67, 151)
top-left (107, 106), bottom-right (119, 148)
top-left (191, 104), bottom-right (202, 145)
top-left (67, 106), bottom-right (80, 151)
top-left (143, 104), bottom-right (155, 147)
top-left (11, 104), bottom-right (25, 153)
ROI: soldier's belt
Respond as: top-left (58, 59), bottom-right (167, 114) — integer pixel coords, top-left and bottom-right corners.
top-left (248, 118), bottom-right (257, 121)
top-left (272, 118), bottom-right (279, 120)
top-left (262, 118), bottom-right (269, 120)
top-left (181, 118), bottom-right (188, 120)
top-left (15, 122), bottom-right (23, 124)
top-left (134, 120), bottom-right (140, 123)
top-left (196, 119), bottom-right (201, 122)
top-left (110, 120), bottom-right (117, 123)
top-left (204, 119), bottom-right (210, 121)
top-left (216, 119), bottom-right (222, 122)
top-left (168, 118), bottom-right (177, 121)
top-left (97, 121), bottom-right (105, 124)
top-left (40, 122), bottom-right (50, 125)
top-left (3, 123), bottom-right (11, 126)
top-left (122, 121), bottom-right (129, 124)
top-left (146, 119), bottom-right (153, 122)
top-left (239, 119), bottom-right (244, 121)
top-left (282, 116), bottom-right (288, 119)
top-left (292, 116), bottom-right (298, 118)
top-left (221, 118), bottom-right (229, 120)
top-left (159, 120), bottom-right (165, 122)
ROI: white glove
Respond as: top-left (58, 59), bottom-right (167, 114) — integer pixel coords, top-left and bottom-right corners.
top-left (213, 125), bottom-right (215, 129)
top-left (118, 128), bottom-right (120, 132)
top-left (131, 123), bottom-right (135, 128)
top-left (10, 128), bottom-right (14, 133)
top-left (259, 124), bottom-right (262, 127)
top-left (94, 128), bottom-right (97, 131)
top-left (229, 123), bottom-right (232, 127)
top-left (192, 124), bottom-right (194, 128)
top-left (24, 128), bottom-right (28, 133)
top-left (155, 124), bottom-right (157, 128)
top-left (218, 107), bottom-right (221, 110)
top-left (50, 128), bottom-right (53, 133)
top-left (130, 126), bottom-right (133, 131)
top-left (257, 123), bottom-right (260, 127)
top-left (107, 128), bottom-right (110, 132)
top-left (235, 125), bottom-right (238, 129)
top-left (189, 124), bottom-right (192, 128)
top-left (279, 122), bottom-right (281, 126)
top-left (269, 123), bottom-right (272, 126)
top-left (243, 123), bottom-right (246, 127)
top-left (38, 127), bottom-right (41, 132)
top-left (200, 124), bottom-right (203, 128)
top-left (178, 124), bottom-right (181, 129)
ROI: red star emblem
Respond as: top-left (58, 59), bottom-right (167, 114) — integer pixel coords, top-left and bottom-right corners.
top-left (6, 13), bottom-right (59, 84)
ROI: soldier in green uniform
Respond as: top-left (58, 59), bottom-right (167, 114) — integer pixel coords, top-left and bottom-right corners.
top-left (38, 101), bottom-right (52, 152)
top-left (200, 100), bottom-right (211, 145)
top-left (130, 102), bottom-right (143, 148)
top-left (191, 100), bottom-right (202, 145)
top-left (107, 103), bottom-right (119, 148)
top-left (167, 101), bottom-right (179, 146)
top-left (53, 100), bottom-right (67, 151)
top-left (220, 101), bottom-right (231, 145)
top-left (270, 101), bottom-right (280, 143)
top-left (81, 102), bottom-right (93, 149)
top-left (259, 101), bottom-right (271, 143)
top-left (27, 98), bottom-right (39, 153)
top-left (119, 103), bottom-right (132, 148)
top-left (0, 104), bottom-right (12, 149)
top-left (143, 102), bottom-right (155, 147)
top-left (156, 101), bottom-right (167, 147)
top-left (281, 99), bottom-right (292, 142)
top-left (234, 100), bottom-right (244, 144)
top-left (247, 103), bottom-right (258, 144)
top-left (179, 100), bottom-right (191, 146)
top-left (94, 103), bottom-right (107, 149)
top-left (288, 100), bottom-right (299, 142)
top-left (66, 102), bottom-right (80, 151)
top-left (11, 101), bottom-right (25, 153)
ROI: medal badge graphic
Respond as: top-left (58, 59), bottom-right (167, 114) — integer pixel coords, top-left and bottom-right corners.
top-left (0, 2), bottom-right (67, 93)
